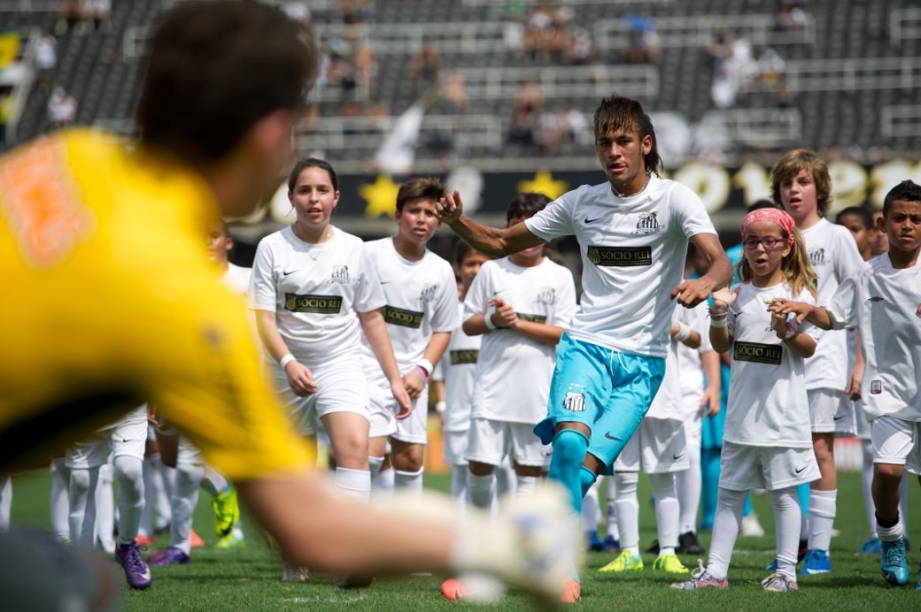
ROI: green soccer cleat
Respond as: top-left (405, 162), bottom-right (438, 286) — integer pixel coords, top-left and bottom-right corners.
top-left (215, 530), bottom-right (245, 550)
top-left (599, 550), bottom-right (644, 573)
top-left (211, 486), bottom-right (241, 537)
top-left (654, 553), bottom-right (690, 574)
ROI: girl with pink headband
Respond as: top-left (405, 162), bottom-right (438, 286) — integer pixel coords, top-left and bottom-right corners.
top-left (674, 206), bottom-right (820, 593)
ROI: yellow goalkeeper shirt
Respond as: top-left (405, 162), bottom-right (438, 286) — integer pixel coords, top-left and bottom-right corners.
top-left (0, 129), bottom-right (312, 477)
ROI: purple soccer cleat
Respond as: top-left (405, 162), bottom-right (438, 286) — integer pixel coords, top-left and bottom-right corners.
top-left (149, 546), bottom-right (191, 567)
top-left (115, 542), bottom-right (152, 589)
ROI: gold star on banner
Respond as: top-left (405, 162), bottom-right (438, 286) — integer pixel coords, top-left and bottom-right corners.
top-left (518, 169), bottom-right (568, 200)
top-left (360, 174), bottom-right (401, 218)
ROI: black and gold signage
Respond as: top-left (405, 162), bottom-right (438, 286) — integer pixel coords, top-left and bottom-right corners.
top-left (587, 245), bottom-right (652, 267)
top-left (516, 313), bottom-right (547, 323)
top-left (384, 305), bottom-right (424, 328)
top-left (733, 341), bottom-right (783, 365)
top-left (449, 350), bottom-right (479, 365)
top-left (284, 294), bottom-right (342, 314)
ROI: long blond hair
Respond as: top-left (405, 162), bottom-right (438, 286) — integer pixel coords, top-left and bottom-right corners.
top-left (738, 226), bottom-right (817, 299)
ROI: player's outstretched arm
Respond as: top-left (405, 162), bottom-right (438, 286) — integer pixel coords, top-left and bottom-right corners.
top-left (671, 233), bottom-right (732, 307)
top-left (435, 190), bottom-right (542, 257)
top-left (767, 299), bottom-right (834, 329)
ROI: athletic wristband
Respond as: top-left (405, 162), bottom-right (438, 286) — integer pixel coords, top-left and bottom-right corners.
top-left (417, 358), bottom-right (434, 377)
top-left (777, 321), bottom-right (796, 340)
top-left (415, 365), bottom-right (430, 381)
top-left (484, 312), bottom-right (497, 330)
top-left (709, 317), bottom-right (728, 329)
top-left (435, 400), bottom-right (446, 414)
top-left (674, 322), bottom-right (692, 343)
top-left (279, 353), bottom-right (296, 369)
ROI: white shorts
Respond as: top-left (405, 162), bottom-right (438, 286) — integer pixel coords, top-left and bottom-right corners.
top-left (465, 417), bottom-right (549, 468)
top-left (682, 407), bottom-right (703, 457)
top-left (719, 441), bottom-right (820, 491)
top-left (367, 376), bottom-right (429, 444)
top-left (808, 388), bottom-right (854, 435)
top-left (614, 416), bottom-right (689, 474)
top-left (871, 416), bottom-right (921, 475)
top-left (443, 428), bottom-right (469, 466)
top-left (66, 406), bottom-right (147, 469)
top-left (855, 399), bottom-right (872, 440)
top-left (176, 435), bottom-right (204, 468)
top-left (275, 353), bottom-right (370, 436)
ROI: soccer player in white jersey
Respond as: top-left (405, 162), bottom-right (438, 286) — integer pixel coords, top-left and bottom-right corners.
top-left (772, 150), bottom-right (865, 575)
top-left (150, 224), bottom-right (250, 566)
top-left (675, 207), bottom-right (820, 593)
top-left (250, 158), bottom-right (411, 580)
top-left (435, 96), bottom-right (732, 602)
top-left (600, 307), bottom-right (701, 576)
top-left (770, 180), bottom-right (921, 589)
top-left (363, 178), bottom-right (458, 495)
top-left (433, 242), bottom-right (489, 503)
top-left (674, 298), bottom-right (720, 555)
top-left (65, 405), bottom-right (150, 589)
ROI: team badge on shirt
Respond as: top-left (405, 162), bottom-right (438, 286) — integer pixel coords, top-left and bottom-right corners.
top-left (537, 287), bottom-right (557, 305)
top-left (330, 264), bottom-right (350, 284)
top-left (633, 212), bottom-right (663, 234)
top-left (809, 248), bottom-right (826, 266)
top-left (420, 283), bottom-right (438, 302)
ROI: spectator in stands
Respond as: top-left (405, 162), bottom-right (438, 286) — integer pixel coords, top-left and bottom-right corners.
top-left (35, 32), bottom-right (57, 90)
top-left (623, 15), bottom-right (660, 65)
top-left (409, 46), bottom-right (442, 87)
top-left (439, 70), bottom-right (468, 115)
top-left (524, 4), bottom-right (572, 62)
top-left (56, 0), bottom-right (83, 35)
top-left (566, 25), bottom-right (594, 65)
top-left (83, 0), bottom-right (110, 31)
top-left (774, 0), bottom-right (810, 33)
top-left (707, 29), bottom-right (757, 109)
top-left (47, 86), bottom-right (76, 127)
top-left (338, 0), bottom-right (375, 24)
top-left (352, 42), bottom-right (376, 93)
top-left (507, 80), bottom-right (543, 150)
top-left (326, 50), bottom-right (357, 97)
top-left (539, 108), bottom-right (588, 155)
top-left (756, 47), bottom-right (786, 87)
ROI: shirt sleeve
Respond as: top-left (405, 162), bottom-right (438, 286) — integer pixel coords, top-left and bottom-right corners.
top-left (248, 238), bottom-right (279, 312)
top-left (429, 262), bottom-right (462, 333)
top-left (549, 267), bottom-right (577, 326)
top-left (827, 273), bottom-right (860, 330)
top-left (670, 182), bottom-right (717, 239)
top-left (689, 301), bottom-right (712, 352)
top-left (833, 225), bottom-right (866, 286)
top-left (463, 262), bottom-right (491, 321)
top-left (524, 186), bottom-right (581, 242)
top-left (353, 243), bottom-right (387, 313)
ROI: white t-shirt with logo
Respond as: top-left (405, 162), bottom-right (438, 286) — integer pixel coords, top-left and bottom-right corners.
top-left (464, 256), bottom-right (578, 424)
top-left (249, 226), bottom-right (385, 363)
top-left (524, 175), bottom-right (716, 358)
top-left (801, 218), bottom-right (865, 391)
top-left (437, 302), bottom-right (482, 432)
top-left (676, 301), bottom-right (711, 417)
top-left (360, 237), bottom-right (459, 380)
top-left (724, 281), bottom-right (818, 448)
top-left (827, 254), bottom-right (921, 422)
top-left (222, 262), bottom-right (251, 295)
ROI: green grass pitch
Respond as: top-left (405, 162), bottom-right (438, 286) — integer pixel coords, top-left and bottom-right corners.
top-left (8, 469), bottom-right (921, 610)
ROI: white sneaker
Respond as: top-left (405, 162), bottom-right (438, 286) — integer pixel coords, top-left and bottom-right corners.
top-left (281, 565), bottom-right (310, 582)
top-left (741, 514), bottom-right (766, 537)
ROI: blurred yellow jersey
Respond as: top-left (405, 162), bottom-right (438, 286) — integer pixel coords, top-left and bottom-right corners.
top-left (0, 129), bottom-right (312, 478)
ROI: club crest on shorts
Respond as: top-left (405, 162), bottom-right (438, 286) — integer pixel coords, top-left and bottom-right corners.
top-left (562, 385), bottom-right (586, 412)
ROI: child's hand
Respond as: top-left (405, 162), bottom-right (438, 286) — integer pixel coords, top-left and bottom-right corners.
top-left (710, 287), bottom-right (737, 318)
top-left (488, 297), bottom-right (518, 328)
top-left (770, 311), bottom-right (789, 337)
top-left (767, 299), bottom-right (814, 324)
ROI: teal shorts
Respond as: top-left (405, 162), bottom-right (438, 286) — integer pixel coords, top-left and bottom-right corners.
top-left (534, 333), bottom-right (665, 474)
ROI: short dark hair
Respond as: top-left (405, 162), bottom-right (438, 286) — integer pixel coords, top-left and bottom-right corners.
top-left (506, 192), bottom-right (550, 223)
top-left (395, 177), bottom-right (445, 212)
top-left (593, 96), bottom-right (661, 175)
top-left (287, 158), bottom-right (339, 193)
top-left (835, 206), bottom-right (873, 229)
top-left (748, 198), bottom-right (782, 212)
top-left (883, 180), bottom-right (921, 217)
top-left (137, 1), bottom-right (316, 163)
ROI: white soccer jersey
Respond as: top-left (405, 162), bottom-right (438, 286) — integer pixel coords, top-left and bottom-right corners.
top-left (724, 282), bottom-right (818, 448)
top-left (438, 301), bottom-right (482, 432)
top-left (360, 237), bottom-right (459, 378)
top-left (222, 262), bottom-right (251, 295)
top-left (801, 218), bottom-right (865, 390)
top-left (676, 301), bottom-right (711, 415)
top-left (464, 256), bottom-right (577, 424)
top-left (646, 335), bottom-right (681, 420)
top-left (524, 175), bottom-right (716, 358)
top-left (827, 254), bottom-right (921, 422)
top-left (249, 226), bottom-right (385, 362)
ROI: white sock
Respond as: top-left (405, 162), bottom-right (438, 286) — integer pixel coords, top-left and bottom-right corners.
top-left (582, 480), bottom-right (599, 532)
top-left (50, 458), bottom-right (71, 542)
top-left (468, 473), bottom-right (494, 510)
top-left (449, 464), bottom-right (468, 502)
top-left (368, 455), bottom-right (385, 490)
top-left (614, 472), bottom-right (640, 555)
top-left (394, 468), bottom-right (423, 495)
top-left (114, 455), bottom-right (145, 545)
top-left (706, 487), bottom-right (746, 580)
top-left (94, 462), bottom-right (115, 552)
top-left (0, 476), bottom-right (11, 532)
top-left (771, 487), bottom-right (801, 580)
top-left (808, 489), bottom-right (836, 551)
top-left (677, 444), bottom-right (701, 534)
top-left (335, 467), bottom-right (371, 502)
top-left (496, 462), bottom-right (516, 497)
top-left (516, 474), bottom-right (538, 496)
top-left (200, 466), bottom-right (230, 498)
top-left (605, 476), bottom-right (619, 539)
top-left (171, 462), bottom-right (202, 554)
top-left (379, 467), bottom-right (395, 492)
top-left (68, 466), bottom-right (100, 547)
top-left (877, 516), bottom-right (904, 542)
top-left (650, 472), bottom-right (680, 552)
top-left (860, 440), bottom-right (877, 538)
